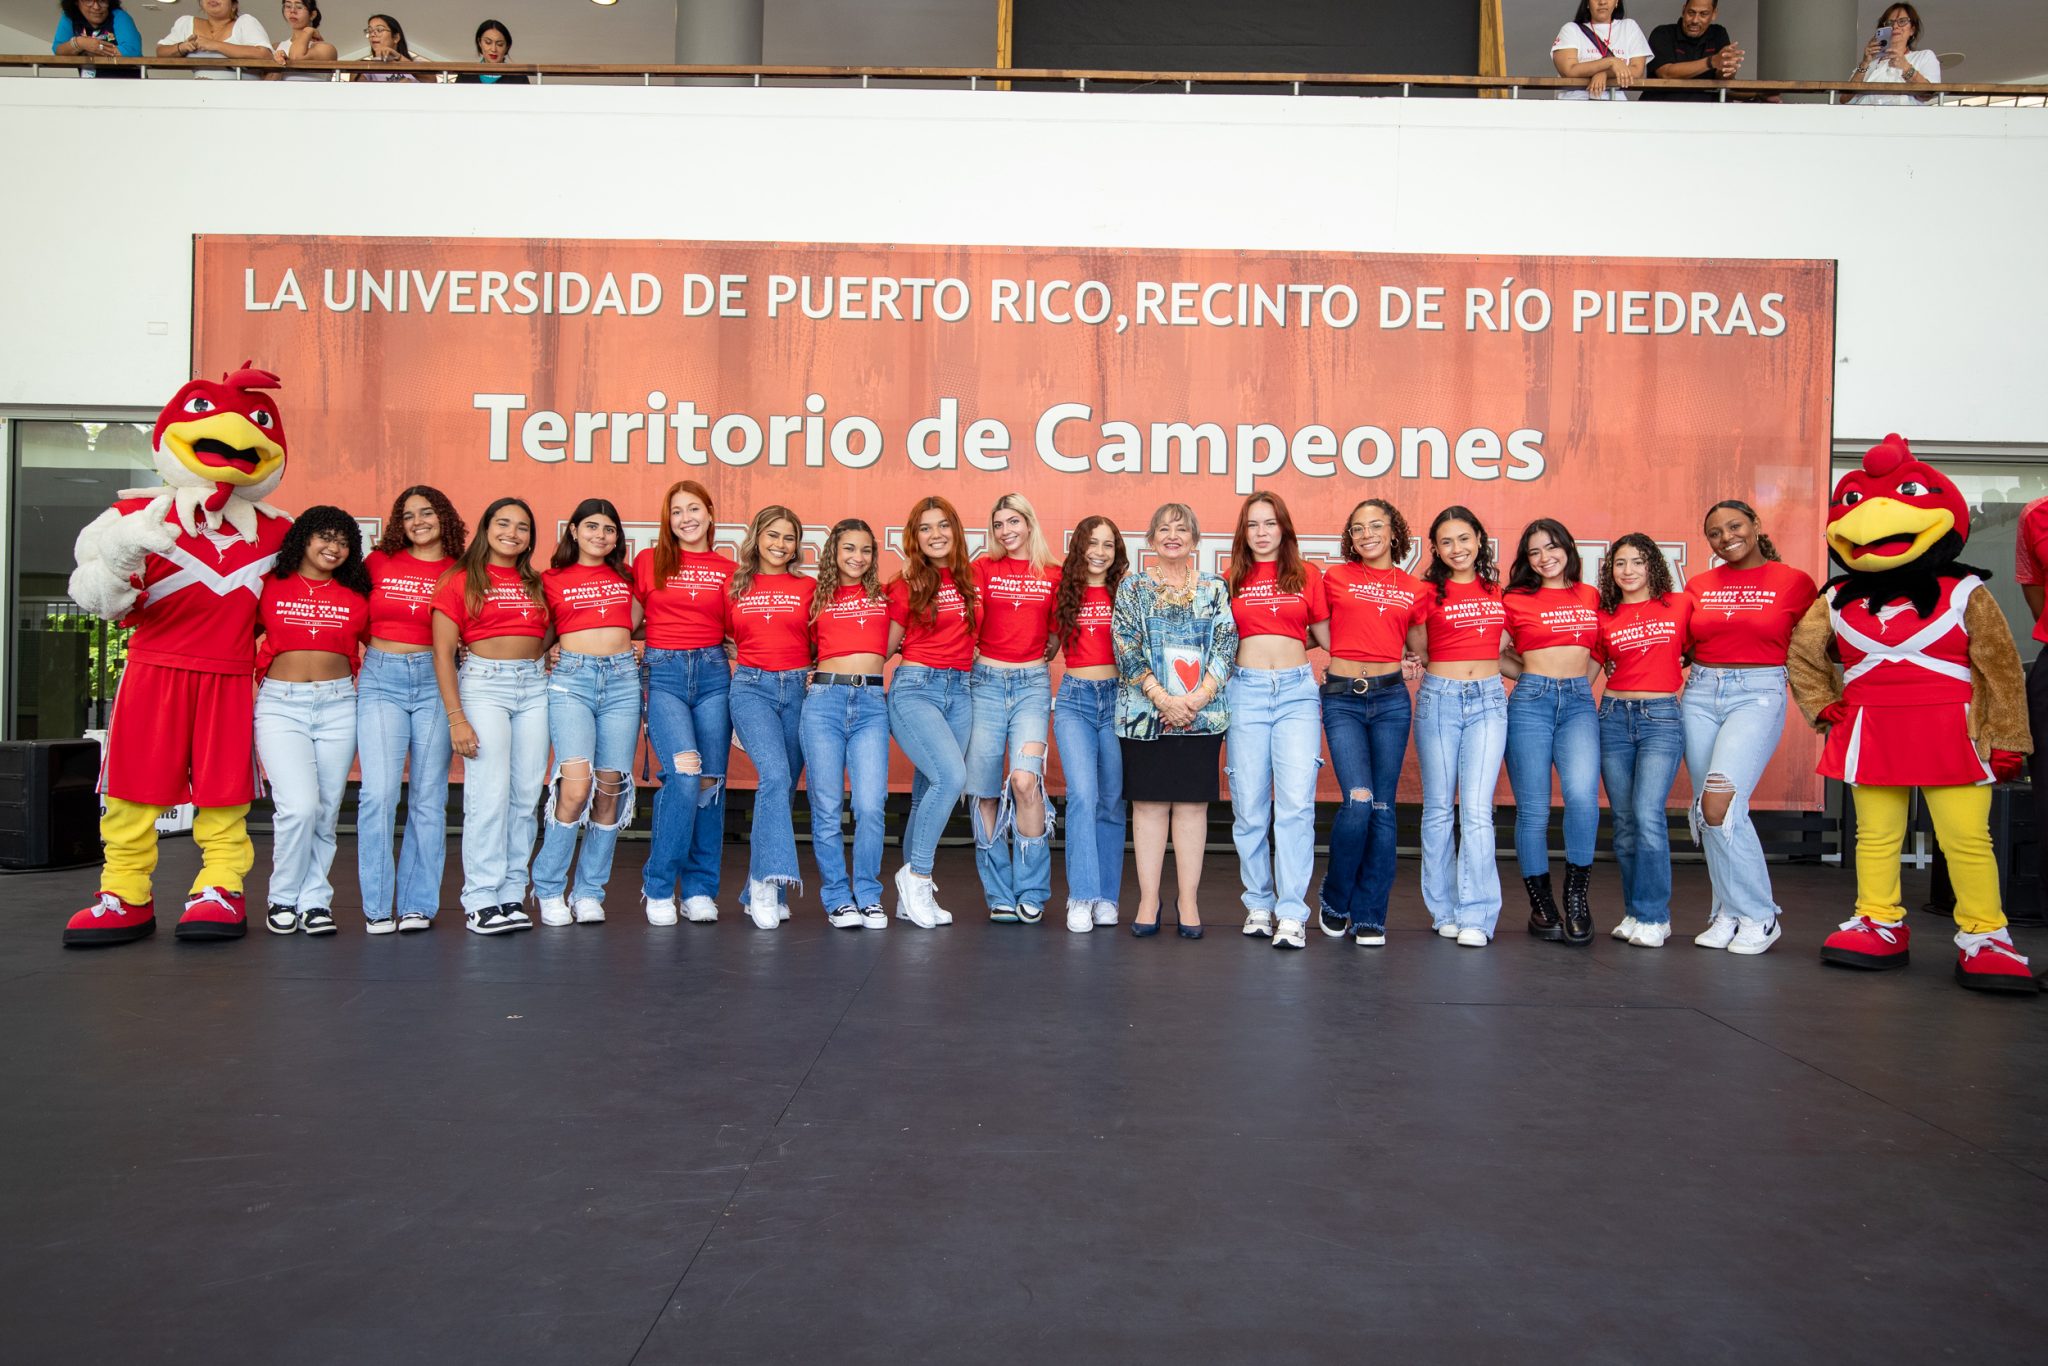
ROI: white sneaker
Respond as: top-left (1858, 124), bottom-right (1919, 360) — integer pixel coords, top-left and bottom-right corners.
top-left (1353, 926), bottom-right (1386, 947)
top-left (1457, 927), bottom-right (1490, 947)
top-left (572, 897), bottom-right (605, 924)
top-left (827, 904), bottom-right (864, 930)
top-left (745, 881), bottom-right (781, 930)
top-left (365, 917), bottom-right (398, 936)
top-left (1611, 915), bottom-right (1640, 942)
top-left (1272, 918), bottom-right (1307, 950)
top-left (1437, 923), bottom-right (1461, 939)
top-left (682, 895), bottom-right (719, 923)
top-left (1066, 902), bottom-right (1094, 934)
top-left (860, 904), bottom-right (888, 930)
top-left (1242, 908), bottom-right (1275, 938)
top-left (537, 895), bottom-right (572, 927)
top-left (779, 905), bottom-right (791, 922)
top-left (1092, 899), bottom-right (1119, 926)
top-left (1727, 918), bottom-right (1782, 956)
top-left (1695, 914), bottom-right (1739, 949)
top-left (894, 865), bottom-right (941, 930)
top-left (643, 895), bottom-right (679, 927)
top-left (1629, 920), bottom-right (1671, 948)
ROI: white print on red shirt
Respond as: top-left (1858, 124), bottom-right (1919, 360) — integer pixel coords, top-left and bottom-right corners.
top-left (375, 565), bottom-right (439, 617)
top-left (270, 593), bottom-right (359, 640)
top-left (663, 565), bottom-right (732, 601)
top-left (555, 577), bottom-right (632, 620)
top-left (1438, 596), bottom-right (1504, 634)
top-left (1075, 596), bottom-right (1112, 638)
top-left (983, 567), bottom-right (1054, 612)
top-left (1237, 577), bottom-right (1309, 618)
top-left (822, 591), bottom-right (889, 628)
top-left (1334, 576), bottom-right (1423, 616)
top-left (1605, 617), bottom-right (1679, 656)
top-left (1696, 586), bottom-right (1788, 620)
top-left (1531, 603), bottom-right (1598, 644)
top-left (734, 585), bottom-right (810, 620)
top-left (481, 579), bottom-right (541, 623)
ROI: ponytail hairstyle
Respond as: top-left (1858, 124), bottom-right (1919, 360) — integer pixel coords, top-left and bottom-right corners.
top-left (1226, 492), bottom-right (1306, 596)
top-left (988, 492), bottom-right (1058, 572)
top-left (1505, 518), bottom-right (1585, 595)
top-left (1597, 532), bottom-right (1678, 615)
top-left (1342, 498), bottom-right (1412, 568)
top-left (731, 505), bottom-right (801, 600)
top-left (549, 497), bottom-right (629, 579)
top-left (652, 479), bottom-right (717, 585)
top-left (271, 504), bottom-right (371, 598)
top-left (1052, 515), bottom-right (1130, 651)
top-left (900, 495), bottom-right (978, 629)
top-left (812, 518), bottom-right (884, 622)
top-left (1705, 499), bottom-right (1782, 563)
top-left (1422, 505), bottom-right (1498, 602)
top-left (375, 484), bottom-right (466, 560)
top-left (460, 496), bottom-right (544, 615)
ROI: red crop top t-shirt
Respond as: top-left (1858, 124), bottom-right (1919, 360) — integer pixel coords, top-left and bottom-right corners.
top-left (1685, 562), bottom-right (1819, 667)
top-left (1230, 560), bottom-right (1330, 643)
top-left (1062, 585), bottom-right (1116, 668)
top-left (259, 574), bottom-right (369, 667)
top-left (972, 556), bottom-right (1059, 663)
top-left (431, 565), bottom-right (547, 645)
top-left (731, 574), bottom-right (817, 670)
top-left (1503, 583), bottom-right (1601, 653)
top-left (543, 563), bottom-right (635, 634)
top-left (365, 549), bottom-right (450, 647)
top-left (1598, 595), bottom-right (1693, 693)
top-left (813, 583), bottom-right (892, 661)
top-left (1422, 577), bottom-right (1507, 662)
top-left (1324, 563), bottom-right (1429, 664)
top-left (888, 574), bottom-right (974, 670)
top-left (632, 548), bottom-right (736, 650)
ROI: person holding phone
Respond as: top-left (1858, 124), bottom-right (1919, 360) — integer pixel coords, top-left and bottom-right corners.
top-left (1850, 4), bottom-right (1939, 105)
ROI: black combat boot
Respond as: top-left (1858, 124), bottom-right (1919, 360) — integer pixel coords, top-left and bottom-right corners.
top-left (1524, 872), bottom-right (1563, 941)
top-left (1563, 863), bottom-right (1595, 945)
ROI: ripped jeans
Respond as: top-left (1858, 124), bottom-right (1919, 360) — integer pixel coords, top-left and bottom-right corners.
top-left (1680, 665), bottom-right (1789, 926)
top-left (530, 650), bottom-right (642, 905)
top-left (642, 646), bottom-right (731, 903)
top-left (1318, 674), bottom-right (1411, 932)
top-left (964, 662), bottom-right (1053, 912)
top-left (729, 665), bottom-right (808, 899)
top-left (1226, 664), bottom-right (1323, 925)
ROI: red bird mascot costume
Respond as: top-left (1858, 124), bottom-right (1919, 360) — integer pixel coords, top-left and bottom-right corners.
top-left (63, 365), bottom-right (293, 946)
top-left (1788, 435), bottom-right (2039, 993)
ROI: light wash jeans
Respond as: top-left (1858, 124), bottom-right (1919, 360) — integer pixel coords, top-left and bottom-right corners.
top-left (255, 676), bottom-right (356, 911)
top-left (1681, 665), bottom-right (1789, 926)
top-left (1318, 674), bottom-right (1411, 932)
top-left (1415, 673), bottom-right (1509, 934)
top-left (1226, 664), bottom-right (1323, 924)
top-left (801, 679), bottom-right (890, 911)
top-left (356, 647), bottom-right (450, 922)
top-left (1505, 673), bottom-right (1601, 875)
top-left (888, 665), bottom-right (973, 877)
top-left (1051, 675), bottom-right (1125, 908)
top-left (965, 662), bottom-right (1054, 912)
top-left (1599, 695), bottom-right (1686, 925)
top-left (457, 657), bottom-right (549, 914)
top-left (529, 650), bottom-right (642, 904)
top-left (729, 666), bottom-right (808, 897)
top-left (642, 646), bottom-right (731, 903)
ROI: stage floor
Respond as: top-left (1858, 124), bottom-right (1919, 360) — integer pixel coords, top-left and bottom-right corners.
top-left (5, 838), bottom-right (2046, 1365)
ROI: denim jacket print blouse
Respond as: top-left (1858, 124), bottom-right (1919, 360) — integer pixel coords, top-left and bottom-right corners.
top-left (1112, 571), bottom-right (1238, 740)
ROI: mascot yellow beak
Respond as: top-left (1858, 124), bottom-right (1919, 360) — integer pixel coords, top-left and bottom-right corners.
top-left (1826, 496), bottom-right (1954, 572)
top-left (158, 412), bottom-right (286, 488)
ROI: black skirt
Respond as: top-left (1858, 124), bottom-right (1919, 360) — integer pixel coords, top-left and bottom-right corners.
top-left (1119, 733), bottom-right (1224, 803)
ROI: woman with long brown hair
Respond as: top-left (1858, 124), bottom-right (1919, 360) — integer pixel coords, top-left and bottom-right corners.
top-left (726, 505), bottom-right (816, 929)
top-left (803, 519), bottom-right (892, 930)
top-left (1050, 515), bottom-right (1130, 933)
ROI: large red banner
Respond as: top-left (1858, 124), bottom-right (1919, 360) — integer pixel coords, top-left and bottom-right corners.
top-left (194, 236), bottom-right (1834, 806)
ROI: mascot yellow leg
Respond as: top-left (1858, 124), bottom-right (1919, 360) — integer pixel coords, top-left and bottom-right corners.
top-left (1921, 786), bottom-right (2001, 935)
top-left (189, 803), bottom-right (254, 897)
top-left (1848, 785), bottom-right (1913, 928)
top-left (63, 797), bottom-right (165, 947)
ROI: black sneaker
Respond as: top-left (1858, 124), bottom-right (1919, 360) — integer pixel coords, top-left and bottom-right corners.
top-left (501, 901), bottom-right (534, 932)
top-left (300, 907), bottom-right (337, 936)
top-left (1318, 905), bottom-right (1350, 938)
top-left (396, 912), bottom-right (432, 933)
top-left (827, 904), bottom-right (865, 930)
top-left (468, 905), bottom-right (519, 936)
top-left (265, 904), bottom-right (298, 935)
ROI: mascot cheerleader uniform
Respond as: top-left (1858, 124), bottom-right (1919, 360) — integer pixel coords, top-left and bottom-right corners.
top-left (1787, 436), bottom-right (2039, 993)
top-left (64, 366), bottom-right (293, 945)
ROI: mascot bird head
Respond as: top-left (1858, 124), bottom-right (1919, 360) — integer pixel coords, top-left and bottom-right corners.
top-left (1826, 434), bottom-right (1969, 574)
top-left (150, 363), bottom-right (287, 521)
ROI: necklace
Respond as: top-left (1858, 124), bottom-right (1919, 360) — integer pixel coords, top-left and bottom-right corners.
top-left (297, 571), bottom-right (334, 592)
top-left (1150, 564), bottom-right (1198, 607)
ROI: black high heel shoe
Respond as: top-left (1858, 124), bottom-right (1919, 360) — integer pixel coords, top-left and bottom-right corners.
top-left (1131, 915), bottom-right (1162, 938)
top-left (1177, 921), bottom-right (1204, 940)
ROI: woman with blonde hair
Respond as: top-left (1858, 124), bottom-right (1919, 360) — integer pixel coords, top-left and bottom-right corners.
top-left (726, 505), bottom-right (817, 929)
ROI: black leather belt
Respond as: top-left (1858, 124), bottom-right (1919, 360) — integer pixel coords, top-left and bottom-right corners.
top-left (1321, 673), bottom-right (1404, 696)
top-left (812, 672), bottom-right (886, 688)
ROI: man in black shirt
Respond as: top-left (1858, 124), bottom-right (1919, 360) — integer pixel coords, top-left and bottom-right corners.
top-left (1643, 0), bottom-right (1745, 102)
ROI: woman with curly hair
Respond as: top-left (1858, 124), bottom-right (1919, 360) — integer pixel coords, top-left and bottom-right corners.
top-left (803, 519), bottom-right (892, 930)
top-left (1595, 534), bottom-right (1691, 947)
top-left (1318, 498), bottom-right (1428, 947)
top-left (726, 505), bottom-right (817, 929)
top-left (358, 485), bottom-right (466, 933)
top-left (1050, 515), bottom-right (1129, 933)
top-left (887, 495), bottom-right (979, 929)
top-left (255, 506), bottom-right (371, 936)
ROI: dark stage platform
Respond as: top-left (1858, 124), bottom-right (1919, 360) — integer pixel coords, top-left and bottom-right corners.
top-left (4, 838), bottom-right (2047, 1365)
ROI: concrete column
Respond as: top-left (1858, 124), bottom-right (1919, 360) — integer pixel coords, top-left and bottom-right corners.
top-left (675, 0), bottom-right (764, 85)
top-left (1758, 0), bottom-right (1858, 82)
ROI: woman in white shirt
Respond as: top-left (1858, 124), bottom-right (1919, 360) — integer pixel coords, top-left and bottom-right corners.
top-left (157, 0), bottom-right (272, 78)
top-left (1551, 0), bottom-right (1651, 102)
top-left (1850, 3), bottom-right (1940, 106)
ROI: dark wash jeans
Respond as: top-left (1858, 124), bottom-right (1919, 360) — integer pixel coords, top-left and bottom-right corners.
top-left (1317, 675), bottom-right (1412, 932)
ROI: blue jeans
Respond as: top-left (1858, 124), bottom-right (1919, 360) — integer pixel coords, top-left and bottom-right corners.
top-left (729, 666), bottom-right (808, 895)
top-left (1505, 673), bottom-right (1601, 875)
top-left (1225, 664), bottom-right (1323, 924)
top-left (965, 663), bottom-right (1054, 911)
top-left (1599, 695), bottom-right (1685, 924)
top-left (1318, 675), bottom-right (1411, 932)
top-left (1681, 665), bottom-right (1789, 925)
top-left (642, 646), bottom-right (731, 903)
top-left (1415, 673), bottom-right (1509, 933)
top-left (530, 650), bottom-right (642, 904)
top-left (255, 676), bottom-right (355, 911)
top-left (801, 679), bottom-right (890, 910)
top-left (457, 657), bottom-right (549, 913)
top-left (1051, 675), bottom-right (1125, 908)
top-left (356, 647), bottom-right (450, 922)
top-left (888, 665), bottom-right (973, 877)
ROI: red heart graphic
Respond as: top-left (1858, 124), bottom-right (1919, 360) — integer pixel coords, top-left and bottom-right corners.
top-left (1172, 658), bottom-right (1201, 693)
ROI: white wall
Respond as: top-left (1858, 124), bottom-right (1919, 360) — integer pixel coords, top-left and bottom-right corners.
top-left (1, 78), bottom-right (2043, 449)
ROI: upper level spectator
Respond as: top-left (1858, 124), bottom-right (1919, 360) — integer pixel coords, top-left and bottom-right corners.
top-left (52, 0), bottom-right (142, 79)
top-left (1850, 3), bottom-right (1940, 105)
top-left (357, 13), bottom-right (420, 82)
top-left (269, 0), bottom-right (336, 80)
top-left (1642, 0), bottom-right (1744, 102)
top-left (456, 19), bottom-right (530, 85)
top-left (157, 0), bottom-right (273, 78)
top-left (1552, 0), bottom-right (1652, 102)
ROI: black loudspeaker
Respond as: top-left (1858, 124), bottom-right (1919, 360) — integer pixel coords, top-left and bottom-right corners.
top-left (0, 739), bottom-right (102, 871)
top-left (1924, 782), bottom-right (2046, 928)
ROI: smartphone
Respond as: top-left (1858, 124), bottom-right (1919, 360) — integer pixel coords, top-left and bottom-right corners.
top-left (1874, 24), bottom-right (1893, 48)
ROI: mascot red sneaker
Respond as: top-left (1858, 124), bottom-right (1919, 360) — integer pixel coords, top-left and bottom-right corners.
top-left (1788, 435), bottom-right (2040, 994)
top-left (63, 364), bottom-right (292, 946)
